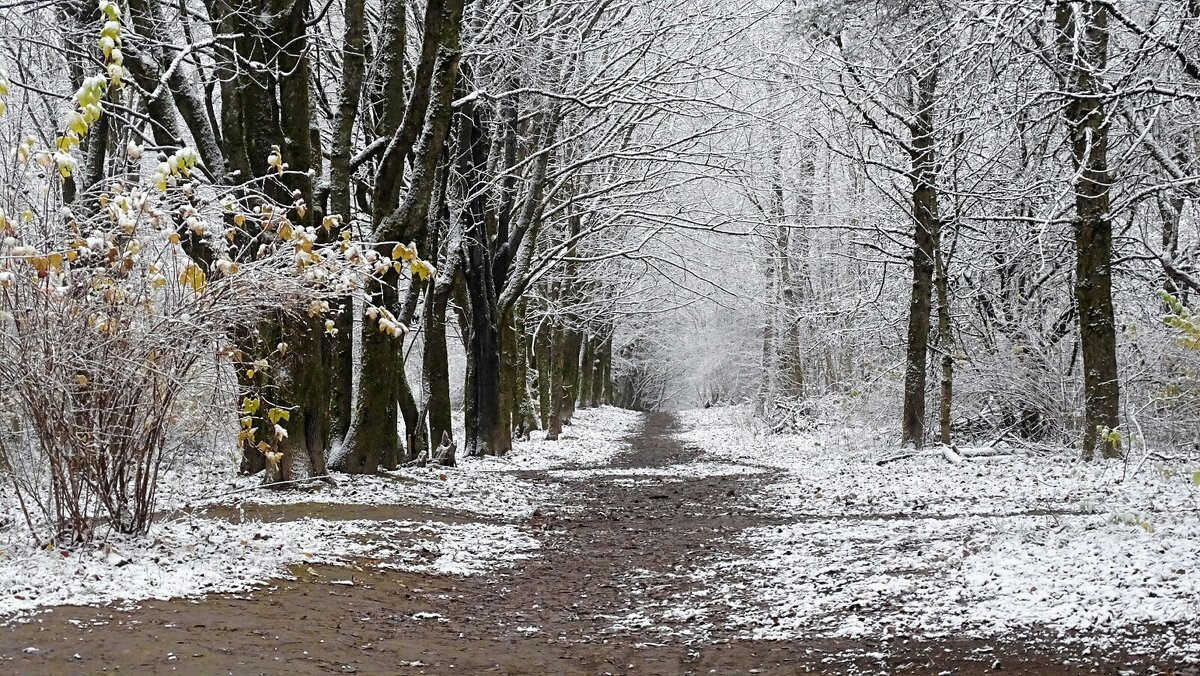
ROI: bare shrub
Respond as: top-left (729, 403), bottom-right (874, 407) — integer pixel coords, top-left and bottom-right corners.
top-left (0, 165), bottom-right (369, 543)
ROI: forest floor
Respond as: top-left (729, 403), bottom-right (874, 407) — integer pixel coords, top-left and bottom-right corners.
top-left (1, 407), bottom-right (1199, 674)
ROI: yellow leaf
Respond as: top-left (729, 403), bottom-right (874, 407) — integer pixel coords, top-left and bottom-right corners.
top-left (411, 259), bottom-right (436, 281)
top-left (179, 263), bottom-right (206, 291)
top-left (242, 397), bottom-right (261, 415)
top-left (391, 242), bottom-right (416, 261)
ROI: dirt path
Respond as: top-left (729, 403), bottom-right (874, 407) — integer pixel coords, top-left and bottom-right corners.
top-left (0, 413), bottom-right (1193, 674)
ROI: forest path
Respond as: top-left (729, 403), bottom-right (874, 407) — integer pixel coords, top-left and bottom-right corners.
top-left (0, 412), bottom-right (1180, 674)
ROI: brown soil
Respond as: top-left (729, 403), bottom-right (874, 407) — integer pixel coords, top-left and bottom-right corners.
top-left (1, 412), bottom-right (1195, 675)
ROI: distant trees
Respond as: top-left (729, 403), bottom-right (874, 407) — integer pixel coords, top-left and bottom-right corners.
top-left (745, 0), bottom-right (1200, 456)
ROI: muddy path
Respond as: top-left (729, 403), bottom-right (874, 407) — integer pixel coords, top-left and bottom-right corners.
top-left (0, 413), bottom-right (1193, 675)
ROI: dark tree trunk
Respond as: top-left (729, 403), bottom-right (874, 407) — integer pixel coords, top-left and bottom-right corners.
top-left (343, 0), bottom-right (463, 468)
top-left (900, 65), bottom-right (941, 449)
top-left (1056, 3), bottom-right (1120, 459)
top-left (512, 298), bottom-right (536, 438)
top-left (326, 0), bottom-right (368, 444)
top-left (934, 242), bottom-right (953, 445)
top-left (335, 266), bottom-right (401, 473)
top-left (496, 307), bottom-right (517, 452)
top-left (562, 328), bottom-right (582, 424)
top-left (464, 275), bottom-right (505, 454)
top-left (237, 313), bottom-right (331, 482)
top-left (546, 324), bottom-right (568, 440)
top-left (535, 318), bottom-right (553, 429)
top-left (578, 336), bottom-right (594, 410)
top-left (590, 333), bottom-right (606, 407)
top-left (424, 277), bottom-right (454, 446)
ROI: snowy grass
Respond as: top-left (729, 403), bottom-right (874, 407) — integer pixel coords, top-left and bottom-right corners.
top-left (671, 405), bottom-right (1200, 660)
top-left (0, 406), bottom-right (641, 621)
top-left (0, 516), bottom-right (537, 623)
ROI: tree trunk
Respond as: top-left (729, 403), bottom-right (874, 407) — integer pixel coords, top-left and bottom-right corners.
top-left (237, 313), bottom-right (330, 483)
top-left (756, 242), bottom-right (777, 416)
top-left (934, 241), bottom-right (953, 445)
top-left (325, 0), bottom-right (368, 444)
top-left (546, 324), bottom-right (568, 440)
top-left (424, 276), bottom-right (454, 446)
top-left (496, 306), bottom-right (517, 454)
top-left (900, 65), bottom-right (941, 449)
top-left (535, 318), bottom-right (553, 428)
top-left (1056, 3), bottom-right (1121, 460)
top-left (512, 298), bottom-right (536, 438)
top-left (562, 328), bottom-right (582, 424)
top-left (334, 266), bottom-right (401, 473)
top-left (463, 274), bottom-right (506, 455)
top-left (590, 333), bottom-right (605, 407)
top-left (578, 335), bottom-right (595, 409)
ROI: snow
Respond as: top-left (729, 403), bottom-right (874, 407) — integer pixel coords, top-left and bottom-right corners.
top-left (185, 466), bottom-right (558, 519)
top-left (0, 406), bottom-right (642, 621)
top-left (467, 405), bottom-right (643, 472)
top-left (664, 405), bottom-right (1200, 661)
top-left (0, 516), bottom-right (537, 623)
top-left (4, 401), bottom-right (1199, 662)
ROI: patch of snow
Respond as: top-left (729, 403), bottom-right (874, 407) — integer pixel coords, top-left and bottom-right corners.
top-left (191, 467), bottom-right (557, 520)
top-left (663, 406), bottom-right (1200, 661)
top-left (0, 516), bottom-right (537, 623)
top-left (467, 406), bottom-right (644, 472)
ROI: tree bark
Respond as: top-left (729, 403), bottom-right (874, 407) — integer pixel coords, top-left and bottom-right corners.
top-left (326, 0), bottom-right (368, 443)
top-left (578, 335), bottom-right (595, 410)
top-left (546, 323), bottom-right (568, 440)
top-left (535, 317), bottom-right (553, 428)
top-left (934, 240), bottom-right (953, 445)
top-left (343, 0), bottom-right (464, 468)
top-left (900, 65), bottom-right (941, 449)
top-left (1056, 2), bottom-right (1121, 460)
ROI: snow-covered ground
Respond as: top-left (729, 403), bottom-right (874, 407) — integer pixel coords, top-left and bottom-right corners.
top-left (0, 406), bottom-right (639, 623)
top-left (670, 405), bottom-right (1200, 661)
top-left (4, 401), bottom-right (1199, 663)
top-left (0, 517), bottom-right (538, 622)
top-left (466, 405), bottom-right (643, 472)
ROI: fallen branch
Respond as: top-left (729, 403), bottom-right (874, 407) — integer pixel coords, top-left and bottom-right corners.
top-left (876, 450), bottom-right (940, 466)
top-left (941, 445), bottom-right (964, 465)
